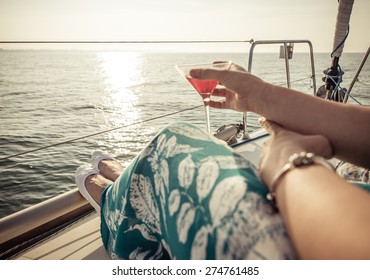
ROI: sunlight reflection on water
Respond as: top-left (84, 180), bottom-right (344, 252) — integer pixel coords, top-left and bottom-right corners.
top-left (97, 52), bottom-right (144, 125)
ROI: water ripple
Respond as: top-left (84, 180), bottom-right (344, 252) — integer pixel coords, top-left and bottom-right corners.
top-left (0, 51), bottom-right (368, 218)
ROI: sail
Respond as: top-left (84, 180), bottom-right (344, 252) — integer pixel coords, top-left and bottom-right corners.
top-left (332, 0), bottom-right (354, 57)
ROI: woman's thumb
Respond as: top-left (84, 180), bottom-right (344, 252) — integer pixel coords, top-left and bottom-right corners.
top-left (259, 118), bottom-right (282, 135)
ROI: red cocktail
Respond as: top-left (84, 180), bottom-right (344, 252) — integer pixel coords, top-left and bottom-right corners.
top-left (186, 77), bottom-right (218, 105)
top-left (176, 62), bottom-right (231, 133)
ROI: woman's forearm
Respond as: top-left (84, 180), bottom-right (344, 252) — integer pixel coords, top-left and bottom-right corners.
top-left (191, 68), bottom-right (370, 167)
top-left (250, 83), bottom-right (370, 168)
top-left (275, 164), bottom-right (370, 259)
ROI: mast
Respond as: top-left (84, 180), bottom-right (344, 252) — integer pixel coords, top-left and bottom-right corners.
top-left (324, 0), bottom-right (354, 101)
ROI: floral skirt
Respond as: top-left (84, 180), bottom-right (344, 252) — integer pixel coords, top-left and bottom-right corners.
top-left (100, 122), bottom-right (296, 259)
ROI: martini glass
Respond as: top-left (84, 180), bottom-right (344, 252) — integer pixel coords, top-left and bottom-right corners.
top-left (175, 62), bottom-right (231, 133)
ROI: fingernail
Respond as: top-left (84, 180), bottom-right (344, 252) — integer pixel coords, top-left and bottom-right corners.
top-left (258, 117), bottom-right (266, 125)
top-left (190, 69), bottom-right (200, 78)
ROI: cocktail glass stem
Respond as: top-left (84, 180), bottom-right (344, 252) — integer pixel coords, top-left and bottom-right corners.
top-left (204, 104), bottom-right (211, 134)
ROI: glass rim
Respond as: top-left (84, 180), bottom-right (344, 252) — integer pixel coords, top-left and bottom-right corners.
top-left (175, 61), bottom-right (232, 68)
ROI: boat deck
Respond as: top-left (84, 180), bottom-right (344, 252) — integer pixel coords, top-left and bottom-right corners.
top-left (14, 211), bottom-right (110, 260)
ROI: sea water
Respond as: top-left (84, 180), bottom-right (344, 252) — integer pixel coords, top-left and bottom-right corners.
top-left (0, 50), bottom-right (369, 218)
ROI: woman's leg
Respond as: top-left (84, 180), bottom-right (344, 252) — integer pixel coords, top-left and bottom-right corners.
top-left (98, 159), bottom-right (124, 182)
top-left (81, 158), bottom-right (124, 208)
top-left (100, 122), bottom-right (297, 260)
top-left (84, 174), bottom-right (113, 207)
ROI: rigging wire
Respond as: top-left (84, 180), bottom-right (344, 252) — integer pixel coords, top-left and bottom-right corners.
top-left (0, 40), bottom-right (253, 44)
top-left (275, 76), bottom-right (313, 87)
top-left (0, 105), bottom-right (203, 161)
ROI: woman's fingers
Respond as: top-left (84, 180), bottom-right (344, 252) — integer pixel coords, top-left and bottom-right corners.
top-left (259, 118), bottom-right (283, 136)
top-left (190, 68), bottom-right (229, 83)
top-left (260, 118), bottom-right (334, 160)
top-left (212, 88), bottom-right (226, 97)
top-left (209, 99), bottom-right (227, 109)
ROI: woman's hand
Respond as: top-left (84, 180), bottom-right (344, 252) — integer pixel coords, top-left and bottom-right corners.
top-left (258, 118), bottom-right (333, 190)
top-left (190, 63), bottom-right (270, 113)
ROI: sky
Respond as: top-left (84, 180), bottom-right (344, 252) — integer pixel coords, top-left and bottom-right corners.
top-left (0, 0), bottom-right (369, 52)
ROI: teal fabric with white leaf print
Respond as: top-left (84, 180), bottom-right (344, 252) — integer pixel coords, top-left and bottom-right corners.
top-left (100, 122), bottom-right (296, 259)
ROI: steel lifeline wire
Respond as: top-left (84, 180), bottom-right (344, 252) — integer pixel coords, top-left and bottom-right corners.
top-left (0, 39), bottom-right (253, 161)
top-left (0, 105), bottom-right (203, 161)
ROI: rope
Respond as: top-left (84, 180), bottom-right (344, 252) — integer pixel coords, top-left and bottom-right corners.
top-left (0, 105), bottom-right (203, 161)
top-left (328, 64), bottom-right (344, 100)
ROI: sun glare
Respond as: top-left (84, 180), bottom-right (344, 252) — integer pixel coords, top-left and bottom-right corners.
top-left (97, 52), bottom-right (144, 125)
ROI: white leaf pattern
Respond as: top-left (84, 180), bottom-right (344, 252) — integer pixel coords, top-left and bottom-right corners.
top-left (161, 239), bottom-right (172, 259)
top-left (129, 247), bottom-right (151, 260)
top-left (215, 198), bottom-right (255, 259)
top-left (196, 158), bottom-right (219, 201)
top-left (111, 175), bottom-right (123, 201)
top-left (176, 202), bottom-right (196, 244)
top-left (167, 123), bottom-right (214, 142)
top-left (214, 193), bottom-right (295, 259)
top-left (168, 189), bottom-right (181, 216)
top-left (154, 173), bottom-right (165, 203)
top-left (129, 174), bottom-right (161, 234)
top-left (156, 133), bottom-right (167, 155)
top-left (160, 159), bottom-right (169, 193)
top-left (149, 243), bottom-right (164, 260)
top-left (110, 252), bottom-right (119, 260)
top-left (148, 151), bottom-right (160, 172)
top-left (209, 176), bottom-right (247, 227)
top-left (138, 143), bottom-right (154, 161)
top-left (107, 208), bottom-right (121, 234)
top-left (213, 155), bottom-right (251, 169)
top-left (111, 183), bottom-right (118, 201)
top-left (178, 155), bottom-right (195, 189)
top-left (165, 135), bottom-right (177, 157)
top-left (126, 224), bottom-right (158, 242)
top-left (191, 225), bottom-right (212, 259)
top-left (167, 144), bottom-right (203, 158)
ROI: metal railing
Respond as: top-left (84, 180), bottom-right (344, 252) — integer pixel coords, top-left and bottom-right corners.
top-left (242, 39), bottom-right (317, 137)
top-left (343, 46), bottom-right (370, 103)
